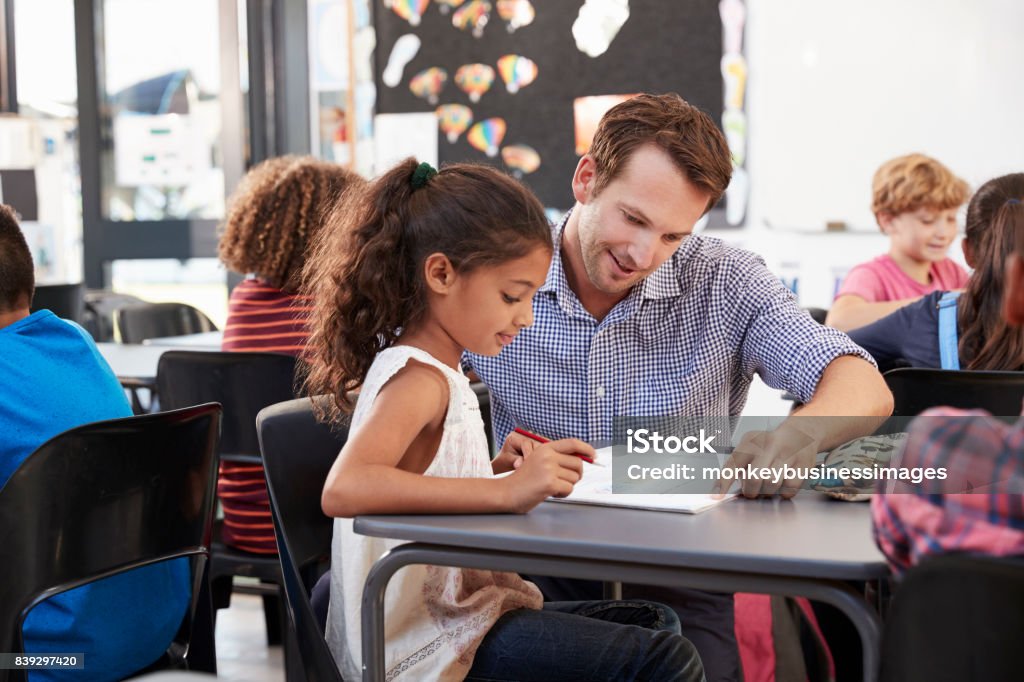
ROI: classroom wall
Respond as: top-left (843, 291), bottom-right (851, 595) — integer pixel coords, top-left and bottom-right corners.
top-left (743, 0), bottom-right (1024, 234)
top-left (720, 0), bottom-right (1023, 307)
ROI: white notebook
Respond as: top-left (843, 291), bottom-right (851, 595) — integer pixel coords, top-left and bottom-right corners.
top-left (548, 448), bottom-right (737, 514)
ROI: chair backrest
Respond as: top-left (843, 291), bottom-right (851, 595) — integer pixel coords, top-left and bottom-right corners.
top-left (804, 307), bottom-right (829, 325)
top-left (82, 290), bottom-right (149, 341)
top-left (884, 367), bottom-right (1024, 417)
top-left (116, 302), bottom-right (218, 344)
top-left (880, 554), bottom-right (1024, 682)
top-left (0, 404), bottom-right (221, 678)
top-left (470, 381), bottom-right (495, 456)
top-left (157, 351), bottom-right (298, 459)
top-left (258, 397), bottom-right (348, 682)
top-left (30, 282), bottom-right (85, 324)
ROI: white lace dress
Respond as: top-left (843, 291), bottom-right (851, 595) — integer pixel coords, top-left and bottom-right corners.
top-left (325, 345), bottom-right (543, 681)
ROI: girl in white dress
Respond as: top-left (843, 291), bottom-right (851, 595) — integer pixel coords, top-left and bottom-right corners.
top-left (302, 158), bottom-right (705, 682)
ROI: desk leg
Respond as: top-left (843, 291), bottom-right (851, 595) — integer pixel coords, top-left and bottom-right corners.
top-left (361, 544), bottom-right (882, 682)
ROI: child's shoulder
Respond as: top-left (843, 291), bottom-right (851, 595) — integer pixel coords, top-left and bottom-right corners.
top-left (835, 255), bottom-right (894, 301)
top-left (363, 350), bottom-right (451, 425)
top-left (932, 258), bottom-right (969, 286)
top-left (369, 347), bottom-right (452, 404)
top-left (856, 253), bottom-right (897, 273)
top-left (384, 357), bottom-right (450, 395)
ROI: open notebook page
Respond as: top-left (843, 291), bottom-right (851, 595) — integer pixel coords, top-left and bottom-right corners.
top-left (547, 447), bottom-right (737, 514)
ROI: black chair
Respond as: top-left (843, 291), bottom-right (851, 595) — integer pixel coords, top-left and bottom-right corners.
top-left (116, 302), bottom-right (218, 343)
top-left (0, 404), bottom-right (222, 682)
top-left (258, 397), bottom-right (348, 682)
top-left (804, 307), bottom-right (829, 325)
top-left (884, 367), bottom-right (1024, 417)
top-left (156, 351), bottom-right (299, 657)
top-left (82, 290), bottom-right (149, 341)
top-left (30, 282), bottom-right (85, 324)
top-left (471, 380), bottom-right (496, 457)
top-left (879, 554), bottom-right (1024, 682)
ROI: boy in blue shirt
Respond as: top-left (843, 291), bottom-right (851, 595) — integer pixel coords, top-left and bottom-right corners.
top-left (0, 204), bottom-right (190, 681)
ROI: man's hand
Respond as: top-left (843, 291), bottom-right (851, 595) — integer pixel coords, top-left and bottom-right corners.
top-left (714, 425), bottom-right (820, 499)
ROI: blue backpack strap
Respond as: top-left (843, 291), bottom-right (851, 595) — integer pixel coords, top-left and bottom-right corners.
top-left (937, 291), bottom-right (961, 370)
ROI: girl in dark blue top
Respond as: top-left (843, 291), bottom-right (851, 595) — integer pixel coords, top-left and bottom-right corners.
top-left (849, 173), bottom-right (1024, 372)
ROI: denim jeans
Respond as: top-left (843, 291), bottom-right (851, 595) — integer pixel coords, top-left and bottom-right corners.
top-left (466, 600), bottom-right (706, 682)
top-left (525, 576), bottom-right (740, 682)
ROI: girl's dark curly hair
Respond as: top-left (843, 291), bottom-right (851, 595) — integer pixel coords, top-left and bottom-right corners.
top-left (957, 173), bottom-right (1024, 370)
top-left (302, 158), bottom-right (552, 422)
top-left (218, 155), bottom-right (365, 292)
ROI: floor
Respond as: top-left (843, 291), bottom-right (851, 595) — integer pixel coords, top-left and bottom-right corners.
top-left (215, 594), bottom-right (285, 682)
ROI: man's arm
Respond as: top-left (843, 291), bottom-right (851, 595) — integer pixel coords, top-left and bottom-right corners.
top-left (791, 354), bottom-right (893, 447)
top-left (719, 355), bottom-right (892, 498)
top-left (826, 294), bottom-right (922, 332)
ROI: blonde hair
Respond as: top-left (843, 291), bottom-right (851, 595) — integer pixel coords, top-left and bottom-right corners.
top-left (871, 153), bottom-right (969, 228)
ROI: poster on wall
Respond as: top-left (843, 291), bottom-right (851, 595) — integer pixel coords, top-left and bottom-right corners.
top-left (373, 112), bottom-right (439, 170)
top-left (372, 0), bottom-right (743, 226)
top-left (573, 94), bottom-right (638, 156)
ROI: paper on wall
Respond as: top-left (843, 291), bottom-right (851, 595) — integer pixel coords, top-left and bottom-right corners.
top-left (373, 112), bottom-right (438, 173)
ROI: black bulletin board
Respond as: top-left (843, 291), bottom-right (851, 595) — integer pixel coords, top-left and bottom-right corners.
top-left (373, 0), bottom-right (726, 221)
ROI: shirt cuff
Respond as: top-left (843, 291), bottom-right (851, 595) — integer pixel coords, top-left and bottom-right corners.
top-left (787, 334), bottom-right (876, 404)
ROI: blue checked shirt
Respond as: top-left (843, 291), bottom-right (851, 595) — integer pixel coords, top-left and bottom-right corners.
top-left (466, 211), bottom-right (874, 444)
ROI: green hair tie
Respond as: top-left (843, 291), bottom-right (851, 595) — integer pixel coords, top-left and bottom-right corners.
top-left (411, 162), bottom-right (437, 190)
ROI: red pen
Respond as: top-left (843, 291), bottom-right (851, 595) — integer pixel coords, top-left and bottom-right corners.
top-left (513, 427), bottom-right (596, 465)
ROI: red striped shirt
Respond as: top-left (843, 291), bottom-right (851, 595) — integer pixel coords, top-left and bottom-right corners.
top-left (219, 278), bottom-right (311, 554)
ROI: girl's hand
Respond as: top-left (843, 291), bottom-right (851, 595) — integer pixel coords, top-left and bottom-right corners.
top-left (491, 430), bottom-right (537, 474)
top-left (502, 439), bottom-right (593, 513)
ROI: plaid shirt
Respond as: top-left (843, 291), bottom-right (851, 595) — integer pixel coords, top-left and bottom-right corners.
top-left (466, 211), bottom-right (873, 444)
top-left (872, 407), bottom-right (1024, 574)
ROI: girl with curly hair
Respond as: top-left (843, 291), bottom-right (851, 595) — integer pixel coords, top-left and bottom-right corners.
top-left (217, 155), bottom-right (364, 554)
top-left (303, 158), bottom-right (703, 681)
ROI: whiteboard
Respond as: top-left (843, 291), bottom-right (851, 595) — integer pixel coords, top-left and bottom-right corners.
top-left (746, 0), bottom-right (1024, 232)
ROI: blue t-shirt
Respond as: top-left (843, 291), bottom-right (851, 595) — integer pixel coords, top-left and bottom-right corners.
top-left (847, 291), bottom-right (945, 371)
top-left (0, 310), bottom-right (190, 681)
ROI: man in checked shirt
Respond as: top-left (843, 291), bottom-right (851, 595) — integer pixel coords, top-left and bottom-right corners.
top-left (466, 93), bottom-right (893, 682)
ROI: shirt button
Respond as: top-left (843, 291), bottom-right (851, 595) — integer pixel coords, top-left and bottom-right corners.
top-left (596, 386), bottom-right (605, 398)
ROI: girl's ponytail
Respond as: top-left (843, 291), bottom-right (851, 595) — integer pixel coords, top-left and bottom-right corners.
top-left (303, 158), bottom-right (423, 418)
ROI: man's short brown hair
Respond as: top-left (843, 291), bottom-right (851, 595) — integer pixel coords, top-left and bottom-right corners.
top-left (871, 153), bottom-right (969, 225)
top-left (0, 204), bottom-right (34, 311)
top-left (587, 93), bottom-right (733, 213)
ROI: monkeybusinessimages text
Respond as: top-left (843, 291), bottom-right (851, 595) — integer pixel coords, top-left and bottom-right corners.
top-left (624, 428), bottom-right (948, 487)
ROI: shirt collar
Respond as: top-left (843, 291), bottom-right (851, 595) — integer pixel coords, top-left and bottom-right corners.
top-left (540, 208), bottom-right (684, 305)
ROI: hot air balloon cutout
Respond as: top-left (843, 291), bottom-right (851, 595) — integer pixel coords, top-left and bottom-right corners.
top-left (388, 0), bottom-right (430, 26)
top-left (436, 0), bottom-right (465, 14)
top-left (501, 144), bottom-right (541, 177)
top-left (453, 0), bottom-right (491, 38)
top-left (409, 67), bottom-right (448, 105)
top-left (496, 55), bottom-right (538, 94)
top-left (467, 118), bottom-right (506, 157)
top-left (436, 104), bottom-right (474, 143)
top-left (496, 0), bottom-right (535, 33)
top-left (455, 63), bottom-right (495, 103)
